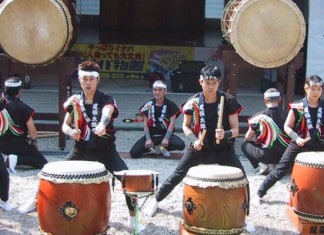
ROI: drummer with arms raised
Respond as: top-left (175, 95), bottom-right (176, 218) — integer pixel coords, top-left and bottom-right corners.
top-left (61, 61), bottom-right (143, 231)
top-left (257, 75), bottom-right (324, 201)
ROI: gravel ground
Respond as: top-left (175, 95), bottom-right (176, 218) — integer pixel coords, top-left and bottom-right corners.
top-left (0, 131), bottom-right (300, 235)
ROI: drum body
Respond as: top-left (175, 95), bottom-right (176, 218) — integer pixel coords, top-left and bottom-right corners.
top-left (289, 152), bottom-right (324, 223)
top-left (221, 0), bottom-right (306, 68)
top-left (37, 161), bottom-right (111, 235)
top-left (114, 170), bottom-right (158, 193)
top-left (0, 0), bottom-right (77, 66)
top-left (182, 164), bottom-right (248, 235)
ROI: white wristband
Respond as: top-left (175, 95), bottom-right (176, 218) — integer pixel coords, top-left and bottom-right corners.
top-left (66, 127), bottom-right (74, 137)
top-left (289, 132), bottom-right (299, 142)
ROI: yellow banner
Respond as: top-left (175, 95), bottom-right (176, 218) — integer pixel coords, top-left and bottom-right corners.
top-left (71, 44), bottom-right (195, 78)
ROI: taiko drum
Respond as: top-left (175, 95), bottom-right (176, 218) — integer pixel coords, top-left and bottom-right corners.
top-left (289, 152), bottom-right (324, 223)
top-left (0, 0), bottom-right (77, 66)
top-left (181, 164), bottom-right (248, 235)
top-left (114, 170), bottom-right (158, 193)
top-left (221, 0), bottom-right (305, 68)
top-left (37, 161), bottom-right (111, 235)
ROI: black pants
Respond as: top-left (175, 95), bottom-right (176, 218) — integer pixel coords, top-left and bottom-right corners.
top-left (0, 154), bottom-right (9, 201)
top-left (241, 141), bottom-right (284, 169)
top-left (258, 141), bottom-right (324, 197)
top-left (0, 138), bottom-right (48, 169)
top-left (130, 134), bottom-right (185, 158)
top-left (68, 143), bottom-right (135, 212)
top-left (155, 145), bottom-right (250, 214)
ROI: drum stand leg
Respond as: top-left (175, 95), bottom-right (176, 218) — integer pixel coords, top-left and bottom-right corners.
top-left (128, 193), bottom-right (154, 235)
top-left (134, 201), bottom-right (139, 235)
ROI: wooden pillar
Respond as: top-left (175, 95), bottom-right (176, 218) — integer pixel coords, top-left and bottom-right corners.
top-left (58, 56), bottom-right (75, 150)
top-left (222, 50), bottom-right (240, 97)
top-left (222, 46), bottom-right (304, 112)
top-left (0, 55), bottom-right (76, 150)
top-left (278, 52), bottom-right (304, 110)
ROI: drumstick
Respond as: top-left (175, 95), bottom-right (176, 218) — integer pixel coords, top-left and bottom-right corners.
top-left (198, 129), bottom-right (207, 146)
top-left (72, 100), bottom-right (79, 130)
top-left (216, 96), bottom-right (225, 144)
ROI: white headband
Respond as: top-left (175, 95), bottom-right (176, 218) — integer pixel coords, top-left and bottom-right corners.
top-left (5, 80), bottom-right (22, 87)
top-left (199, 75), bottom-right (219, 80)
top-left (153, 82), bottom-right (167, 89)
top-left (264, 91), bottom-right (280, 98)
top-left (78, 70), bottom-right (99, 78)
top-left (308, 81), bottom-right (323, 87)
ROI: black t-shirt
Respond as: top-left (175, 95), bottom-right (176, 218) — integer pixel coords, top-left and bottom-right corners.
top-left (140, 97), bottom-right (180, 136)
top-left (0, 96), bottom-right (34, 139)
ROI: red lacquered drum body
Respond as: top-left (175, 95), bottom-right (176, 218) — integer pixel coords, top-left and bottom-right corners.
top-left (114, 170), bottom-right (158, 193)
top-left (289, 152), bottom-right (324, 223)
top-left (0, 0), bottom-right (77, 66)
top-left (37, 161), bottom-right (111, 235)
top-left (182, 164), bottom-right (248, 235)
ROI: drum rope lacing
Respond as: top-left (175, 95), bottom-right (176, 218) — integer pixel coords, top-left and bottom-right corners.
top-left (294, 160), bottom-right (324, 169)
top-left (39, 169), bottom-right (110, 184)
top-left (53, 0), bottom-right (70, 60)
top-left (293, 209), bottom-right (324, 223)
top-left (181, 219), bottom-right (244, 235)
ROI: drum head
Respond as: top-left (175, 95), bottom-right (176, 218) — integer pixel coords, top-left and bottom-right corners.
top-left (114, 169), bottom-right (158, 176)
top-left (295, 152), bottom-right (324, 167)
top-left (222, 0), bottom-right (306, 68)
top-left (0, 0), bottom-right (75, 66)
top-left (39, 161), bottom-right (111, 184)
top-left (184, 164), bottom-right (247, 189)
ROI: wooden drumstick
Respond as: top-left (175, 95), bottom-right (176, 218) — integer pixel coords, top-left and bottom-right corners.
top-left (198, 129), bottom-right (207, 146)
top-left (72, 100), bottom-right (79, 130)
top-left (216, 96), bottom-right (225, 144)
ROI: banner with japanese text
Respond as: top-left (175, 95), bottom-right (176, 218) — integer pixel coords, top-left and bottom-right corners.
top-left (71, 44), bottom-right (197, 79)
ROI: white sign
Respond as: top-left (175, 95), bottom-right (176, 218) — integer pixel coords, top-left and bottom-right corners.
top-left (306, 0), bottom-right (324, 79)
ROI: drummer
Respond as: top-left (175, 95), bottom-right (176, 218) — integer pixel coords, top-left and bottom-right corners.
top-left (145, 65), bottom-right (250, 218)
top-left (0, 97), bottom-right (15, 211)
top-left (241, 88), bottom-right (291, 175)
top-left (0, 77), bottom-right (48, 171)
top-left (61, 61), bottom-right (142, 231)
top-left (129, 80), bottom-right (185, 158)
top-left (257, 75), bottom-right (324, 201)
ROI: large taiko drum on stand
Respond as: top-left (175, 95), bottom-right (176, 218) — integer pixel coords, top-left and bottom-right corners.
top-left (289, 152), bottom-right (324, 223)
top-left (0, 0), bottom-right (77, 66)
top-left (221, 0), bottom-right (306, 68)
top-left (181, 164), bottom-right (248, 235)
top-left (37, 161), bottom-right (111, 235)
